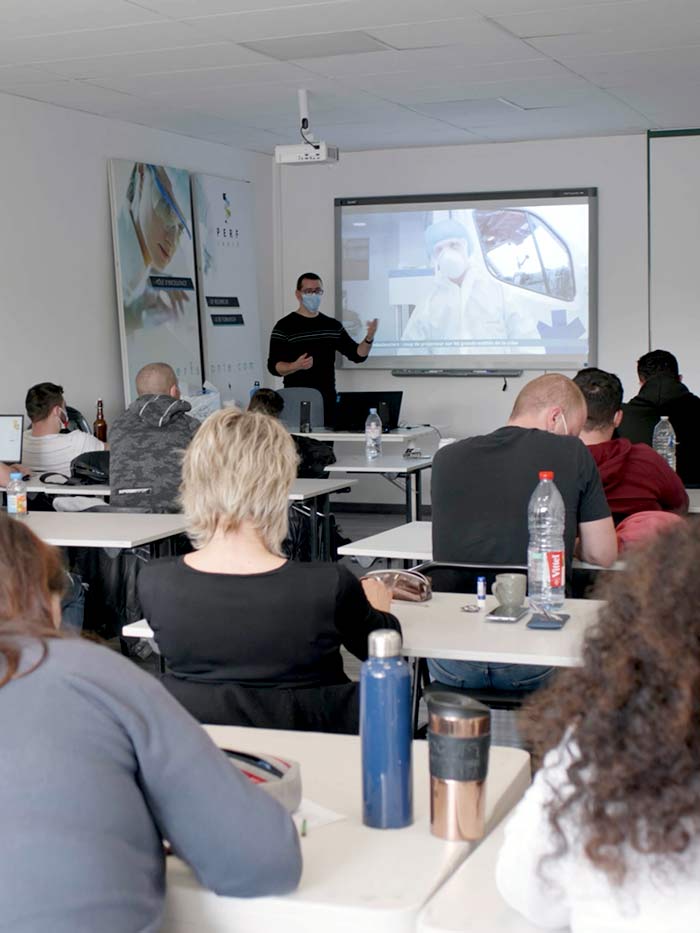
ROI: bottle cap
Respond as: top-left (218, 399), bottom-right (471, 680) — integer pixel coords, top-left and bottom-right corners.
top-left (539, 470), bottom-right (554, 480)
top-left (10, 472), bottom-right (22, 480)
top-left (368, 629), bottom-right (402, 658)
top-left (369, 408), bottom-right (377, 414)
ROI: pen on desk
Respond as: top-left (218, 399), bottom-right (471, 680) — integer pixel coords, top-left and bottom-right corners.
top-left (301, 819), bottom-right (308, 837)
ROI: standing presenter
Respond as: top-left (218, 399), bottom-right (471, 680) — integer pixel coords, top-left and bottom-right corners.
top-left (267, 272), bottom-right (378, 426)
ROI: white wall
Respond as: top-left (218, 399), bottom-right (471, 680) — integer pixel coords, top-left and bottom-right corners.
top-left (273, 134), bottom-right (649, 504)
top-left (0, 92), bottom-right (273, 425)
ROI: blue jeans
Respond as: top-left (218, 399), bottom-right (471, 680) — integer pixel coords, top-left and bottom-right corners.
top-left (427, 658), bottom-right (552, 693)
top-left (61, 573), bottom-right (85, 633)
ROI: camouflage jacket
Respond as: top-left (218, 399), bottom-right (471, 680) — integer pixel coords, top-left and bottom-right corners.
top-left (109, 395), bottom-right (199, 513)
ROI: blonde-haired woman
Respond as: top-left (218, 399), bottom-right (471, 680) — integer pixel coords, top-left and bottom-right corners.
top-left (138, 407), bottom-right (399, 733)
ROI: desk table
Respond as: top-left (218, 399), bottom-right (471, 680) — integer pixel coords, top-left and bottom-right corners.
top-left (162, 725), bottom-right (531, 933)
top-left (326, 454), bottom-right (433, 523)
top-left (24, 511), bottom-right (187, 553)
top-left (417, 821), bottom-right (539, 933)
top-left (299, 426), bottom-right (432, 444)
top-left (288, 477), bottom-right (355, 560)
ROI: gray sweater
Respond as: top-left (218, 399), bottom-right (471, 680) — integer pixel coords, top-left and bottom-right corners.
top-left (0, 638), bottom-right (302, 933)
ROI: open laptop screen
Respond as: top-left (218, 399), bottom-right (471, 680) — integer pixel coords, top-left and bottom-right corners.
top-left (0, 415), bottom-right (24, 463)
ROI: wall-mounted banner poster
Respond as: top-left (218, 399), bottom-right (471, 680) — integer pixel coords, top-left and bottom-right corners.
top-left (108, 160), bottom-right (202, 404)
top-left (192, 173), bottom-right (263, 406)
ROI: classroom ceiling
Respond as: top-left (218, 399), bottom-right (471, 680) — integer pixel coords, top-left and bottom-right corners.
top-left (1, 0), bottom-right (700, 153)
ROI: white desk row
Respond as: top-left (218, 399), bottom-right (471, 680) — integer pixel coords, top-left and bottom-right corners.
top-left (338, 520), bottom-right (628, 572)
top-left (163, 725), bottom-right (531, 933)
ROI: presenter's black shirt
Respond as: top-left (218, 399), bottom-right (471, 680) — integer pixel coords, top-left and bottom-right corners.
top-left (431, 426), bottom-right (610, 589)
top-left (267, 311), bottom-right (365, 424)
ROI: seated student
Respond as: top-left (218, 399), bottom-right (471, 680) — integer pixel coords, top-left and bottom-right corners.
top-left (573, 367), bottom-right (688, 523)
top-left (138, 407), bottom-right (398, 733)
top-left (429, 374), bottom-right (616, 694)
top-left (0, 462), bottom-right (26, 485)
top-left (497, 522), bottom-right (700, 931)
top-left (22, 382), bottom-right (106, 476)
top-left (0, 513), bottom-right (301, 933)
top-left (109, 362), bottom-right (199, 512)
top-left (248, 387), bottom-right (336, 477)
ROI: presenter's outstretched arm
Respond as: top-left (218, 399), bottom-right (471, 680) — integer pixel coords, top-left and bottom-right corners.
top-left (357, 318), bottom-right (378, 359)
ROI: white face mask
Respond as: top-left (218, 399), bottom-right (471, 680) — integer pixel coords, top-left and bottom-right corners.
top-left (436, 247), bottom-right (467, 281)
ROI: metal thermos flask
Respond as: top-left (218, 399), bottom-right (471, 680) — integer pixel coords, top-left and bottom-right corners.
top-left (360, 629), bottom-right (413, 829)
top-left (427, 691), bottom-right (491, 841)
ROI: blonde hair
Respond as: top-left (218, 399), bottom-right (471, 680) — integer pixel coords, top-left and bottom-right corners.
top-left (180, 408), bottom-right (298, 553)
top-left (510, 373), bottom-right (585, 421)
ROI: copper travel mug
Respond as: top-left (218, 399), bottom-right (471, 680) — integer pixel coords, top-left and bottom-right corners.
top-left (427, 691), bottom-right (491, 841)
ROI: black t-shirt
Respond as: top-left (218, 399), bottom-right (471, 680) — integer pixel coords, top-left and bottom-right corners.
top-left (431, 427), bottom-right (610, 585)
top-left (138, 558), bottom-right (399, 687)
top-left (267, 311), bottom-right (365, 423)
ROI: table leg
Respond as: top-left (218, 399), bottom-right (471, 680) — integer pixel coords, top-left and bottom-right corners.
top-left (411, 656), bottom-right (429, 737)
top-left (415, 469), bottom-right (423, 521)
top-left (404, 472), bottom-right (414, 523)
top-left (309, 502), bottom-right (319, 562)
top-left (319, 494), bottom-right (331, 561)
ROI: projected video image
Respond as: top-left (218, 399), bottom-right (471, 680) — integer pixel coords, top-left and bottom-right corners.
top-left (339, 201), bottom-right (590, 358)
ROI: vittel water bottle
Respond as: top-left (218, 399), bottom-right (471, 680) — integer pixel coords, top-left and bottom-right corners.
top-left (652, 415), bottom-right (676, 471)
top-left (6, 472), bottom-right (28, 518)
top-left (527, 470), bottom-right (565, 612)
top-left (365, 408), bottom-right (382, 461)
top-left (360, 629), bottom-right (413, 829)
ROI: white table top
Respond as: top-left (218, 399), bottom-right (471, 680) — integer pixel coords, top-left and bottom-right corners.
top-left (297, 426), bottom-right (432, 443)
top-left (338, 521), bottom-right (626, 571)
top-left (123, 593), bottom-right (601, 668)
top-left (418, 821), bottom-right (538, 933)
top-left (23, 480), bottom-right (111, 496)
top-left (288, 477), bottom-right (356, 500)
top-left (162, 726), bottom-right (531, 933)
top-left (326, 453), bottom-right (433, 475)
top-left (24, 511), bottom-right (187, 548)
top-left (396, 593), bottom-right (603, 667)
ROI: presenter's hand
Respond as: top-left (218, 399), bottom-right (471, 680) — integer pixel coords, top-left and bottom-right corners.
top-left (294, 353), bottom-right (314, 371)
top-left (365, 319), bottom-right (378, 341)
top-left (361, 577), bottom-right (393, 613)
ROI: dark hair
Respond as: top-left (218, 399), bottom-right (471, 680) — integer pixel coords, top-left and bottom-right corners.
top-left (637, 350), bottom-right (679, 380)
top-left (248, 388), bottom-right (284, 418)
top-left (0, 514), bottom-right (66, 688)
top-left (573, 367), bottom-right (623, 430)
top-left (296, 272), bottom-right (322, 291)
top-left (523, 521), bottom-right (700, 885)
top-left (25, 382), bottom-right (64, 423)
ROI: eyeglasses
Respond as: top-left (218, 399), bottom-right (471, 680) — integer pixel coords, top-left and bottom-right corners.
top-left (300, 287), bottom-right (324, 295)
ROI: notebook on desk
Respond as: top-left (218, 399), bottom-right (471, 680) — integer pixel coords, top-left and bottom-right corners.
top-left (0, 414), bottom-right (23, 463)
top-left (334, 391), bottom-right (403, 432)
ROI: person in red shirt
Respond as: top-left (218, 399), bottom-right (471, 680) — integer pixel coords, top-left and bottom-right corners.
top-left (573, 367), bottom-right (688, 524)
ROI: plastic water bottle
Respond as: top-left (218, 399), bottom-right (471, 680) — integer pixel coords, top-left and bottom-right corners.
top-left (360, 629), bottom-right (413, 828)
top-left (365, 408), bottom-right (382, 460)
top-left (6, 472), bottom-right (28, 518)
top-left (249, 380), bottom-right (261, 399)
top-left (527, 470), bottom-right (565, 612)
top-left (652, 415), bottom-right (676, 471)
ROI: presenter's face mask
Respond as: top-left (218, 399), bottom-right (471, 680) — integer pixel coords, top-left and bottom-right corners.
top-left (434, 242), bottom-right (468, 281)
top-left (301, 293), bottom-right (322, 314)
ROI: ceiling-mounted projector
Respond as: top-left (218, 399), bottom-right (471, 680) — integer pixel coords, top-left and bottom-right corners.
top-left (275, 142), bottom-right (339, 164)
top-left (274, 89), bottom-right (340, 165)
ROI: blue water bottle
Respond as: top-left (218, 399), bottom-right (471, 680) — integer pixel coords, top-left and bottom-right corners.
top-left (249, 380), bottom-right (261, 399)
top-left (360, 629), bottom-right (413, 828)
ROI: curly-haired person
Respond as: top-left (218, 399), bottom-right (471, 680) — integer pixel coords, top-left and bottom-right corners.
top-left (496, 520), bottom-right (700, 931)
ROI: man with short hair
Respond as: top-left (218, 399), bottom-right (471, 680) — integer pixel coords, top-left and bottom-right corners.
top-left (573, 367), bottom-right (688, 522)
top-left (248, 387), bottom-right (336, 478)
top-left (109, 363), bottom-right (198, 512)
top-left (23, 382), bottom-right (106, 476)
top-left (429, 373), bottom-right (617, 694)
top-left (267, 272), bottom-right (377, 425)
top-left (618, 349), bottom-right (700, 485)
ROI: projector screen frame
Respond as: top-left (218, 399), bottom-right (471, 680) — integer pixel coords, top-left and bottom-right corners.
top-left (334, 187), bottom-right (598, 373)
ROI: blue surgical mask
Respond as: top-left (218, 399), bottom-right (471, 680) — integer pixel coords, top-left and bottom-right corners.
top-left (301, 293), bottom-right (321, 314)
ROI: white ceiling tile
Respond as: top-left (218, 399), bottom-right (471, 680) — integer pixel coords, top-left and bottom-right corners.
top-left (44, 42), bottom-right (273, 79)
top-left (0, 20), bottom-right (206, 67)
top-left (366, 16), bottom-right (527, 51)
top-left (242, 31), bottom-right (389, 61)
top-left (468, 0), bottom-right (623, 13)
top-left (562, 46), bottom-right (700, 83)
top-left (0, 0), bottom-right (161, 37)
top-left (307, 118), bottom-right (482, 150)
top-left (0, 64), bottom-right (61, 88)
top-left (92, 60), bottom-right (311, 94)
top-left (8, 80), bottom-right (135, 113)
top-left (493, 0), bottom-right (700, 38)
top-left (527, 24), bottom-right (700, 59)
top-left (128, 0), bottom-right (343, 14)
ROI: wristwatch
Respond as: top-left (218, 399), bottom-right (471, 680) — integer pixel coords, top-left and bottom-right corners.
top-left (364, 336), bottom-right (374, 344)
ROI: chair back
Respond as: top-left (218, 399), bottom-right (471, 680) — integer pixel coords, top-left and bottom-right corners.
top-left (277, 387), bottom-right (325, 431)
top-left (414, 560), bottom-right (527, 595)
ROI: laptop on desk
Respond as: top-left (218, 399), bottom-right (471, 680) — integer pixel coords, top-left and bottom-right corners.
top-left (334, 391), bottom-right (403, 432)
top-left (0, 414), bottom-right (24, 464)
